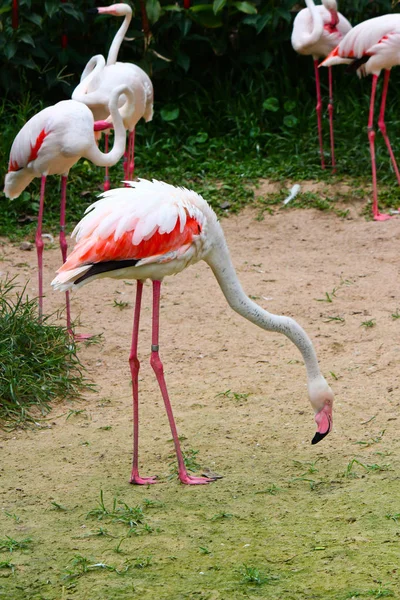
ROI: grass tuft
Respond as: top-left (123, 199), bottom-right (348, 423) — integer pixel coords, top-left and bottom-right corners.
top-left (0, 278), bottom-right (92, 427)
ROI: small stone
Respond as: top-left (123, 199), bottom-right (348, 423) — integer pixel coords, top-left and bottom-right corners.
top-left (19, 241), bottom-right (33, 251)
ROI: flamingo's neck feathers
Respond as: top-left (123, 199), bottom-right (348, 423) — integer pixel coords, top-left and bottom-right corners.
top-left (204, 233), bottom-right (322, 383)
top-left (106, 8), bottom-right (132, 66)
top-left (72, 55), bottom-right (105, 102)
top-left (300, 0), bottom-right (324, 50)
top-left (82, 84), bottom-right (134, 167)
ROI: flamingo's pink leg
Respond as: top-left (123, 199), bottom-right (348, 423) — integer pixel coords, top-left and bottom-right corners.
top-left (314, 59), bottom-right (325, 170)
top-left (377, 69), bottom-right (400, 186)
top-left (59, 175), bottom-right (71, 332)
top-left (104, 134), bottom-right (110, 192)
top-left (368, 75), bottom-right (392, 222)
top-left (150, 280), bottom-right (216, 485)
top-left (128, 129), bottom-right (135, 180)
top-left (328, 66), bottom-right (336, 173)
top-left (130, 281), bottom-right (158, 485)
top-left (35, 176), bottom-right (46, 322)
top-left (123, 135), bottom-right (129, 181)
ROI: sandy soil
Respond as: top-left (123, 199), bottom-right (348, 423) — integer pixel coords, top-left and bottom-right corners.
top-left (1, 189), bottom-right (400, 599)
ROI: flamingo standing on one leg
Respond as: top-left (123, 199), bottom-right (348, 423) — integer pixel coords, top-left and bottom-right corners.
top-left (73, 3), bottom-right (153, 190)
top-left (291, 0), bottom-right (352, 171)
top-left (3, 85), bottom-right (134, 330)
top-left (52, 179), bottom-right (334, 485)
top-left (321, 15), bottom-right (400, 221)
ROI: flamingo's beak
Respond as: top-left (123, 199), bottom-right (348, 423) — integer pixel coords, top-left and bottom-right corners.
top-left (311, 405), bottom-right (332, 445)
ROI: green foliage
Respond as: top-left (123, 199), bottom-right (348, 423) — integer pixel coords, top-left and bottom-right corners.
top-left (0, 278), bottom-right (91, 426)
top-left (1, 0), bottom-right (397, 103)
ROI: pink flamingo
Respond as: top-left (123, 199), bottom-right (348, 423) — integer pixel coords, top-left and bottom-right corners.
top-left (52, 179), bottom-right (334, 485)
top-left (73, 3), bottom-right (153, 190)
top-left (4, 85), bottom-right (134, 331)
top-left (291, 0), bottom-right (352, 171)
top-left (321, 15), bottom-right (400, 221)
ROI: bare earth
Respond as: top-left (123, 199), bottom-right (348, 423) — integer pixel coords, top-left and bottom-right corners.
top-left (1, 185), bottom-right (400, 599)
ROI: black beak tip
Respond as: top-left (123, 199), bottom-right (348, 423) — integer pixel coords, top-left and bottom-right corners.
top-left (87, 7), bottom-right (99, 14)
top-left (311, 430), bottom-right (330, 445)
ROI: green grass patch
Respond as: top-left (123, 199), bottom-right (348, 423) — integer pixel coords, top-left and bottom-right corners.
top-left (0, 278), bottom-right (92, 427)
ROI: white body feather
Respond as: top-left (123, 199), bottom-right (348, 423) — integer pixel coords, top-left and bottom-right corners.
top-left (4, 86), bottom-right (134, 199)
top-left (321, 14), bottom-right (400, 76)
top-left (291, 0), bottom-right (351, 59)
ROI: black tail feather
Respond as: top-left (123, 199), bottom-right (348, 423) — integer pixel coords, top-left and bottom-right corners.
top-left (346, 55), bottom-right (369, 74)
top-left (75, 259), bottom-right (140, 285)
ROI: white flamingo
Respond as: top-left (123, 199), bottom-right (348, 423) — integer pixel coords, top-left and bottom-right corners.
top-left (52, 179), bottom-right (334, 485)
top-left (321, 14), bottom-right (400, 221)
top-left (291, 0), bottom-right (352, 171)
top-left (4, 85), bottom-right (134, 331)
top-left (72, 3), bottom-right (153, 189)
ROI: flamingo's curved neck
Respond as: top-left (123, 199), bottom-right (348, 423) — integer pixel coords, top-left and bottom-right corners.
top-left (84, 85), bottom-right (135, 167)
top-left (205, 229), bottom-right (322, 382)
top-left (72, 55), bottom-right (105, 102)
top-left (106, 9), bottom-right (132, 66)
top-left (304, 0), bottom-right (324, 48)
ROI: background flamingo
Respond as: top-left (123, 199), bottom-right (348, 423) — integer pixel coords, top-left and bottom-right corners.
top-left (4, 85), bottom-right (134, 331)
top-left (52, 179), bottom-right (334, 485)
top-left (321, 14), bottom-right (400, 221)
top-left (291, 0), bottom-right (352, 171)
top-left (73, 3), bottom-right (153, 190)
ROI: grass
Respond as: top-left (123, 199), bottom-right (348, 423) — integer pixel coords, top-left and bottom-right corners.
top-left (86, 490), bottom-right (154, 535)
top-left (0, 278), bottom-right (92, 426)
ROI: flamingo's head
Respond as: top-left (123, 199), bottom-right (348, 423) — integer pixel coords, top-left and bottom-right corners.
top-left (95, 3), bottom-right (132, 17)
top-left (322, 0), bottom-right (338, 10)
top-left (308, 376), bottom-right (334, 445)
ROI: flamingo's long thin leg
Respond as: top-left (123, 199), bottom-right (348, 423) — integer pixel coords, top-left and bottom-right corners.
top-left (377, 69), bottom-right (400, 186)
top-left (123, 134), bottom-right (129, 182)
top-left (104, 134), bottom-right (110, 192)
top-left (368, 75), bottom-right (391, 222)
top-left (150, 280), bottom-right (216, 485)
top-left (128, 129), bottom-right (135, 180)
top-left (328, 66), bottom-right (336, 173)
top-left (36, 176), bottom-right (46, 322)
top-left (130, 281), bottom-right (158, 485)
top-left (314, 59), bottom-right (325, 170)
top-left (59, 175), bottom-right (71, 332)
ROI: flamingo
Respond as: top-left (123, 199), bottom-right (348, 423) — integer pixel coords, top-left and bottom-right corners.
top-left (321, 15), bottom-right (400, 222)
top-left (291, 0), bottom-right (352, 171)
top-left (72, 3), bottom-right (153, 190)
top-left (4, 84), bottom-right (135, 331)
top-left (51, 179), bottom-right (334, 485)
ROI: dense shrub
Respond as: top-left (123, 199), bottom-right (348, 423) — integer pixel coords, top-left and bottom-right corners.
top-left (0, 0), bottom-right (396, 104)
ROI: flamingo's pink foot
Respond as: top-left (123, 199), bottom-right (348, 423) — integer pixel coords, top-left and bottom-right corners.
top-left (179, 473), bottom-right (217, 485)
top-left (374, 212), bottom-right (395, 222)
top-left (130, 473), bottom-right (158, 485)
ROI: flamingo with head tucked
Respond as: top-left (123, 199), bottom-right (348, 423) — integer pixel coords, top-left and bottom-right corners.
top-left (291, 0), bottom-right (352, 171)
top-left (73, 3), bottom-right (153, 190)
top-left (321, 14), bottom-right (400, 221)
top-left (52, 179), bottom-right (334, 485)
top-left (4, 85), bottom-right (134, 331)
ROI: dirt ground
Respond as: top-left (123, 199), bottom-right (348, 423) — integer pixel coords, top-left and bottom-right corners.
top-left (1, 184), bottom-right (400, 599)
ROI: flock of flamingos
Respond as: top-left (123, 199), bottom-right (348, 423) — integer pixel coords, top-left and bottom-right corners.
top-left (3, 1), bottom-right (400, 484)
